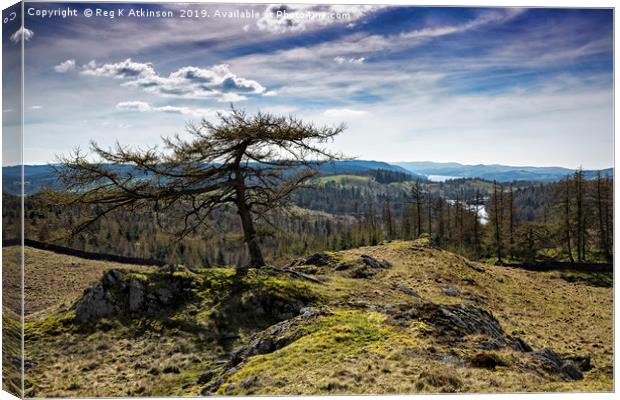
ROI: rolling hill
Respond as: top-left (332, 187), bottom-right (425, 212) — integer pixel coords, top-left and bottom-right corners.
top-left (395, 161), bottom-right (613, 183)
top-left (2, 161), bottom-right (423, 195)
top-left (18, 240), bottom-right (612, 396)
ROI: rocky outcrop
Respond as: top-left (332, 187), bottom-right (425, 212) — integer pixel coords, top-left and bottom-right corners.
top-left (290, 253), bottom-right (392, 279)
top-left (394, 283), bottom-right (421, 298)
top-left (201, 307), bottom-right (331, 394)
top-left (386, 301), bottom-right (590, 381)
top-left (530, 348), bottom-right (590, 381)
top-left (350, 255), bottom-right (392, 279)
top-left (75, 283), bottom-right (119, 323)
top-left (360, 254), bottom-right (392, 269)
top-left (74, 269), bottom-right (196, 323)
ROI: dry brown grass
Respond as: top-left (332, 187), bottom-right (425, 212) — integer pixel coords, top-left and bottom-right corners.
top-left (7, 246), bottom-right (152, 319)
top-left (22, 240), bottom-right (613, 396)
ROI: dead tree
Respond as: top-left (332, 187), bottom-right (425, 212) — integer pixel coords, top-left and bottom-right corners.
top-left (53, 108), bottom-right (345, 268)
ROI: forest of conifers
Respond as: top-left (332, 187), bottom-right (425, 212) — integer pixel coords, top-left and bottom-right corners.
top-left (3, 167), bottom-right (613, 268)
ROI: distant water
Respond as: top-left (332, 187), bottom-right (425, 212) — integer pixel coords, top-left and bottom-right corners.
top-left (446, 200), bottom-right (488, 225)
top-left (426, 175), bottom-right (460, 182)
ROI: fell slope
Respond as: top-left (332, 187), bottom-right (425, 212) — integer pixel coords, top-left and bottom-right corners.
top-left (22, 241), bottom-right (613, 396)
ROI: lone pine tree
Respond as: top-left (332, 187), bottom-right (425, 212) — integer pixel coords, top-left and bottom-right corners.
top-left (54, 108), bottom-right (345, 268)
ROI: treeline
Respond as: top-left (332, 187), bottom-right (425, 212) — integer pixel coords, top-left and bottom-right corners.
top-left (3, 170), bottom-right (613, 268)
top-left (6, 192), bottom-right (364, 268)
top-left (368, 168), bottom-right (414, 184)
top-left (368, 170), bottom-right (614, 264)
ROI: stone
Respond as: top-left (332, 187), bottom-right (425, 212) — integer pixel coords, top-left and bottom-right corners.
top-left (128, 279), bottom-right (146, 312)
top-left (561, 361), bottom-right (583, 380)
top-left (419, 303), bottom-right (505, 342)
top-left (75, 283), bottom-right (118, 323)
top-left (566, 355), bottom-right (592, 371)
top-left (238, 375), bottom-right (257, 389)
top-left (531, 348), bottom-right (585, 381)
top-left (334, 262), bottom-right (354, 271)
top-left (74, 267), bottom-right (197, 323)
top-left (155, 286), bottom-right (174, 305)
top-left (360, 254), bottom-right (392, 269)
top-left (478, 339), bottom-right (504, 351)
top-left (442, 287), bottom-right (460, 297)
top-left (462, 277), bottom-right (476, 285)
top-left (197, 370), bottom-right (216, 384)
top-left (303, 253), bottom-right (335, 267)
top-left (299, 307), bottom-right (320, 319)
top-left (162, 366), bottom-right (180, 374)
top-left (466, 262), bottom-right (485, 272)
top-left (351, 267), bottom-right (375, 279)
top-left (102, 269), bottom-right (125, 288)
top-left (510, 336), bottom-right (533, 353)
top-left (395, 284), bottom-right (421, 298)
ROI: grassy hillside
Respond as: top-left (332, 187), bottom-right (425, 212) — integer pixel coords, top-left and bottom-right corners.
top-left (21, 241), bottom-right (612, 396)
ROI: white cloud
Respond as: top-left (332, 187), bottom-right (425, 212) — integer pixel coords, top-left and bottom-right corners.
top-left (334, 56), bottom-right (365, 65)
top-left (71, 59), bottom-right (266, 102)
top-left (116, 101), bottom-right (222, 120)
top-left (10, 27), bottom-right (33, 44)
top-left (116, 101), bottom-right (152, 112)
top-left (247, 8), bottom-right (525, 68)
top-left (303, 86), bottom-right (612, 169)
top-left (323, 108), bottom-right (370, 118)
top-left (54, 59), bottom-right (76, 73)
top-left (81, 58), bottom-right (156, 79)
top-left (257, 4), bottom-right (383, 33)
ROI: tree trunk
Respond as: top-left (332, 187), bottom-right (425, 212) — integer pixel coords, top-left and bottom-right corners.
top-left (564, 178), bottom-right (575, 263)
top-left (604, 178), bottom-right (613, 261)
top-left (473, 190), bottom-right (481, 257)
top-left (509, 184), bottom-right (515, 258)
top-left (437, 198), bottom-right (444, 245)
top-left (493, 181), bottom-right (503, 264)
top-left (415, 182), bottom-right (422, 236)
top-left (236, 198), bottom-right (265, 267)
top-left (596, 172), bottom-right (611, 262)
top-left (232, 154), bottom-right (265, 268)
top-left (575, 170), bottom-right (584, 263)
top-left (427, 192), bottom-right (432, 239)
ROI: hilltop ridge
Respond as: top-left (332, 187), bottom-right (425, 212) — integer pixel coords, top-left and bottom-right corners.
top-left (16, 239), bottom-right (613, 396)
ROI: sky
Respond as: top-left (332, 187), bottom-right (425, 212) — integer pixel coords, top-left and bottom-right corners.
top-left (5, 3), bottom-right (614, 168)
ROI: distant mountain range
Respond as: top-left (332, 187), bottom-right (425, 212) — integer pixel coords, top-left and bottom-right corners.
top-left (2, 161), bottom-right (612, 195)
top-left (2, 161), bottom-right (423, 195)
top-left (395, 161), bottom-right (613, 183)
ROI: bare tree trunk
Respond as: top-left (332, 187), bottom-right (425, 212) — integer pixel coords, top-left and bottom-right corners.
top-left (437, 198), bottom-right (445, 245)
top-left (458, 190), bottom-right (464, 253)
top-left (383, 201), bottom-right (394, 240)
top-left (427, 191), bottom-right (432, 239)
top-left (564, 178), bottom-right (575, 264)
top-left (596, 172), bottom-right (612, 262)
top-left (236, 198), bottom-right (265, 267)
top-left (575, 170), bottom-right (584, 263)
top-left (233, 160), bottom-right (265, 268)
top-left (473, 189), bottom-right (481, 257)
top-left (446, 201), bottom-right (451, 244)
top-left (414, 181), bottom-right (422, 236)
top-left (493, 181), bottom-right (503, 264)
top-left (604, 178), bottom-right (613, 261)
top-left (509, 183), bottom-right (515, 258)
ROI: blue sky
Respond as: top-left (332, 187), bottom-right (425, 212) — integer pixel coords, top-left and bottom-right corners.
top-left (9, 3), bottom-right (614, 168)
